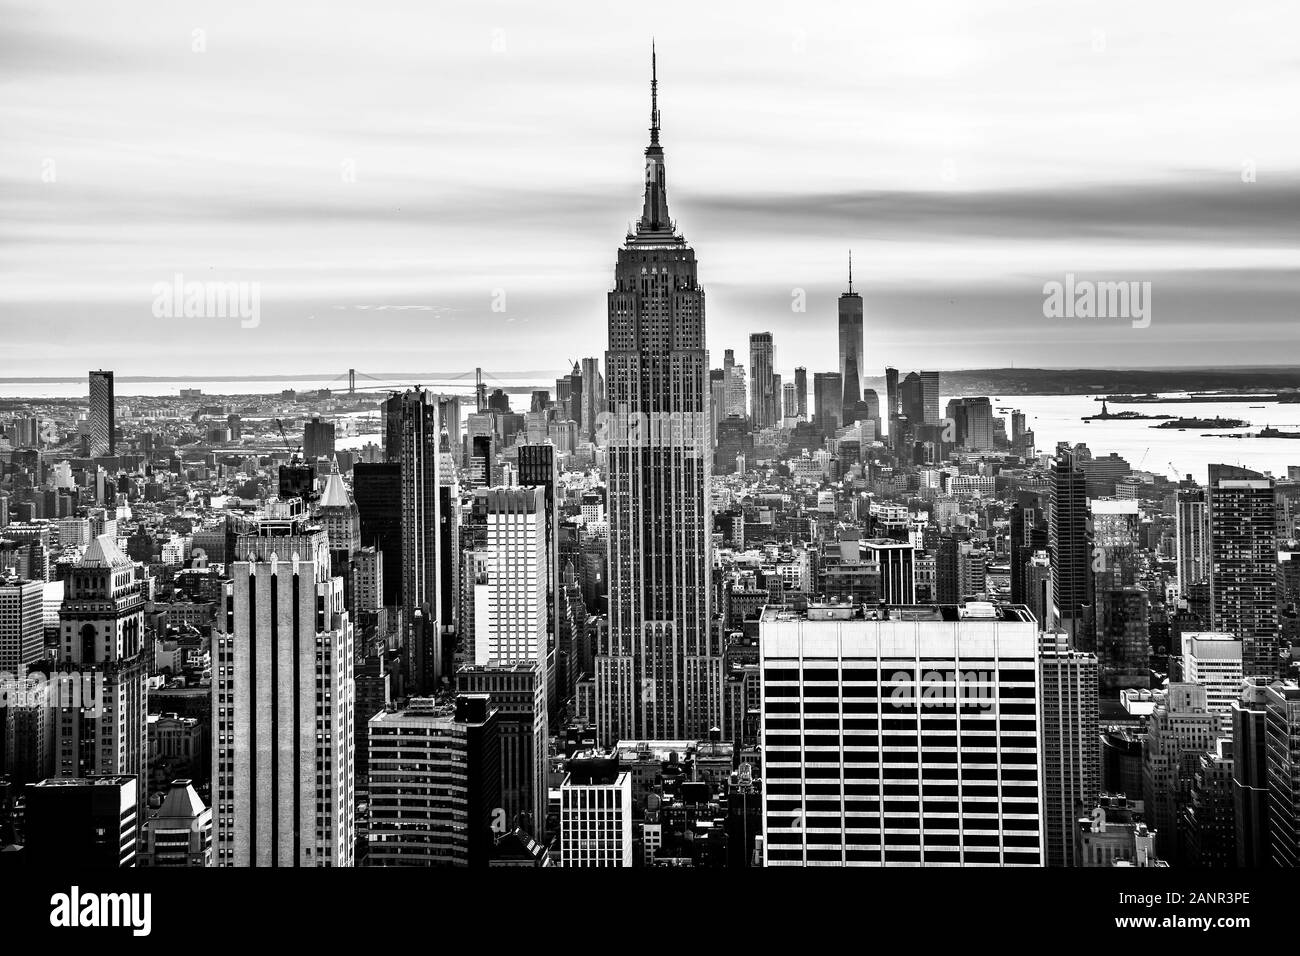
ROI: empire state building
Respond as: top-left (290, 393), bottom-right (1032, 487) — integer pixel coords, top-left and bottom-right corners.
top-left (597, 47), bottom-right (720, 743)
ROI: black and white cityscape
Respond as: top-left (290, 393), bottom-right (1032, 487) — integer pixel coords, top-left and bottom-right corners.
top-left (1, 1), bottom-right (1298, 916)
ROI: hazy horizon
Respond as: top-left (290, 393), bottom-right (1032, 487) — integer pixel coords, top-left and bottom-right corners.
top-left (9, 363), bottom-right (1300, 385)
top-left (3, 0), bottom-right (1299, 377)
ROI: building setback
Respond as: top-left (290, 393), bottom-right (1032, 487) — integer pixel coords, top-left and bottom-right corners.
top-left (599, 50), bottom-right (718, 744)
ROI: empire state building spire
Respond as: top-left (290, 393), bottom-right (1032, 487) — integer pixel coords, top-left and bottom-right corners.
top-left (603, 42), bottom-right (713, 744)
top-left (639, 41), bottom-right (672, 235)
top-left (650, 40), bottom-right (660, 146)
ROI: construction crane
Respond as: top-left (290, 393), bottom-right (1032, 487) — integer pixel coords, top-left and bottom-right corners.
top-left (274, 418), bottom-right (301, 459)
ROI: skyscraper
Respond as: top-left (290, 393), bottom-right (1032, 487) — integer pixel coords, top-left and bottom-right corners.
top-left (920, 370), bottom-right (940, 425)
top-left (1175, 487), bottom-right (1209, 598)
top-left (1178, 739), bottom-right (1237, 868)
top-left (760, 602), bottom-right (1044, 866)
top-left (1182, 632), bottom-right (1244, 734)
top-left (580, 356), bottom-right (604, 443)
top-left (884, 366), bottom-right (899, 441)
top-left (709, 367), bottom-right (726, 442)
top-left (1038, 630), bottom-right (1100, 868)
top-left (749, 332), bottom-right (775, 429)
top-left (862, 538), bottom-right (915, 604)
top-left (943, 397), bottom-right (995, 453)
top-left (793, 366), bottom-right (808, 419)
top-left (1264, 682), bottom-right (1300, 866)
top-left (838, 253), bottom-right (863, 410)
top-left (560, 753), bottom-right (633, 867)
top-left (303, 416), bottom-right (336, 460)
top-left (813, 371), bottom-right (843, 434)
top-left (54, 535), bottom-right (147, 789)
top-left (1141, 683), bottom-right (1220, 861)
top-left (212, 500), bottom-right (355, 867)
top-left (25, 775), bottom-right (139, 868)
top-left (367, 694), bottom-right (501, 867)
top-left (88, 369), bottom-right (115, 457)
top-left (470, 486), bottom-right (547, 668)
top-left (385, 387), bottom-right (443, 692)
top-left (722, 348), bottom-right (747, 418)
top-left (900, 371), bottom-right (924, 427)
top-left (353, 462), bottom-right (402, 608)
top-left (1010, 490), bottom-right (1048, 608)
top-left (1049, 449), bottom-right (1094, 649)
top-left (457, 661), bottom-right (548, 838)
top-left (517, 445), bottom-right (560, 706)
top-left (1208, 464), bottom-right (1280, 679)
top-left (781, 381), bottom-right (797, 420)
top-left (600, 49), bottom-right (717, 743)
top-left (318, 462), bottom-right (360, 572)
top-left (0, 573), bottom-right (43, 675)
top-left (1232, 677), bottom-right (1273, 868)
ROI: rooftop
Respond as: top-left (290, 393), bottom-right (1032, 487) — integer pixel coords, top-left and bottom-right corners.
top-left (761, 601), bottom-right (1035, 624)
top-left (79, 533), bottom-right (131, 569)
top-left (30, 775), bottom-right (137, 788)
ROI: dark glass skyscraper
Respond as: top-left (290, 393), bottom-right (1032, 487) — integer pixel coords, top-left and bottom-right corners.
top-left (384, 387), bottom-right (443, 692)
top-left (1049, 449), bottom-right (1094, 648)
top-left (793, 366), bottom-right (808, 419)
top-left (88, 369), bottom-right (115, 456)
top-left (1208, 464), bottom-right (1280, 679)
top-left (838, 253), bottom-right (863, 409)
top-left (353, 462), bottom-right (401, 608)
top-left (599, 48), bottom-right (717, 742)
top-left (813, 371), bottom-right (843, 434)
top-left (749, 332), bottom-right (775, 429)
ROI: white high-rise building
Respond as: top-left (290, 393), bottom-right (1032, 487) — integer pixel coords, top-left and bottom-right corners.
top-left (212, 499), bottom-right (355, 867)
top-left (472, 486), bottom-right (547, 667)
top-left (759, 601), bottom-right (1044, 866)
top-left (560, 754), bottom-right (632, 867)
top-left (1182, 632), bottom-right (1244, 735)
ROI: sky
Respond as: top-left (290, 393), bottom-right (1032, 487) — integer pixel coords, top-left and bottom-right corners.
top-left (2, 0), bottom-right (1298, 382)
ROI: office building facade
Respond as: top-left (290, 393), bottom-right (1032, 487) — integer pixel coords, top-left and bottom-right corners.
top-left (212, 503), bottom-right (355, 866)
top-left (760, 602), bottom-right (1044, 866)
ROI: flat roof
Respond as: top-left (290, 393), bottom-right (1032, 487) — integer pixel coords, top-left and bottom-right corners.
top-left (761, 602), bottom-right (1036, 624)
top-left (29, 775), bottom-right (136, 788)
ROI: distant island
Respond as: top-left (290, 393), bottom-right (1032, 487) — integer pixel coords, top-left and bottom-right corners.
top-left (1082, 401), bottom-right (1173, 422)
top-left (1216, 426), bottom-right (1300, 440)
top-left (1152, 416), bottom-right (1250, 429)
top-left (1104, 393), bottom-right (1288, 404)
